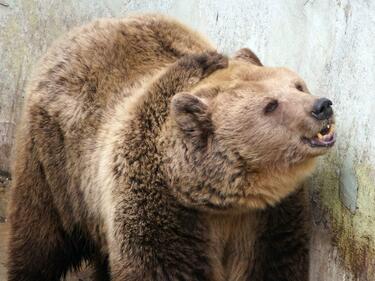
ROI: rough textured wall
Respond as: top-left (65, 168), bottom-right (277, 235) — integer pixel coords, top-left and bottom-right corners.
top-left (0, 0), bottom-right (374, 280)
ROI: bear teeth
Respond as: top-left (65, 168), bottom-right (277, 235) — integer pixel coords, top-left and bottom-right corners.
top-left (318, 124), bottom-right (334, 137)
top-left (303, 123), bottom-right (336, 148)
top-left (315, 124), bottom-right (335, 141)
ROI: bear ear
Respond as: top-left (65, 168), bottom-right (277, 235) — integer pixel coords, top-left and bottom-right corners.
top-left (171, 92), bottom-right (213, 148)
top-left (233, 48), bottom-right (263, 66)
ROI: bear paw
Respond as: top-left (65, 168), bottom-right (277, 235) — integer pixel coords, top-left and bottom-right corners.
top-left (179, 52), bottom-right (228, 79)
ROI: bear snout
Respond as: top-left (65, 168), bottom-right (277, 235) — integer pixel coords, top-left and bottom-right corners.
top-left (311, 97), bottom-right (333, 120)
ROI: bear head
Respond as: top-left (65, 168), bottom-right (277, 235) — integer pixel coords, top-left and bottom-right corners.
top-left (161, 48), bottom-right (335, 211)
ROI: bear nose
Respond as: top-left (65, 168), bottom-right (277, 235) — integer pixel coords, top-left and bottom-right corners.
top-left (312, 98), bottom-right (333, 120)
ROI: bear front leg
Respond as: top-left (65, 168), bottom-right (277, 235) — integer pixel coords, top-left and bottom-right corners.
top-left (107, 199), bottom-right (212, 281)
top-left (135, 51), bottom-right (228, 123)
top-left (103, 51), bottom-right (228, 281)
top-left (7, 157), bottom-right (81, 281)
top-left (176, 51), bottom-right (229, 83)
top-left (250, 188), bottom-right (310, 281)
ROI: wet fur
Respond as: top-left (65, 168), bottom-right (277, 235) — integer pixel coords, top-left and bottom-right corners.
top-left (7, 14), bottom-right (311, 280)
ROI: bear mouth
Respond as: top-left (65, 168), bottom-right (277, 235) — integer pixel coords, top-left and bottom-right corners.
top-left (303, 123), bottom-right (336, 148)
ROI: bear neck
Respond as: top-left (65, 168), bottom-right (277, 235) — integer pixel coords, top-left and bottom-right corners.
top-left (158, 124), bottom-right (251, 212)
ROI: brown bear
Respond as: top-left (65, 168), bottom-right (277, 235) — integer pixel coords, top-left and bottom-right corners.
top-left (7, 14), bottom-right (335, 281)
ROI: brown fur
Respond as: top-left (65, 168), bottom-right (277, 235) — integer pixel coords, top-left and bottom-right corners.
top-left (7, 14), bottom-right (334, 281)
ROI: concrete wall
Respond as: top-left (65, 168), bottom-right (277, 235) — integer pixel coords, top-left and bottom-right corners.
top-left (0, 0), bottom-right (374, 280)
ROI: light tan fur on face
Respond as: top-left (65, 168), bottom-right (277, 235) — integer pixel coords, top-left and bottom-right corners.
top-left (238, 158), bottom-right (316, 208)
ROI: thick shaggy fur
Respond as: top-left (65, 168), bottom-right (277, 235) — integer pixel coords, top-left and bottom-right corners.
top-left (7, 14), bottom-right (332, 281)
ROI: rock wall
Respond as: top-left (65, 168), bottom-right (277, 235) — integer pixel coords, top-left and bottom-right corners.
top-left (0, 1), bottom-right (374, 279)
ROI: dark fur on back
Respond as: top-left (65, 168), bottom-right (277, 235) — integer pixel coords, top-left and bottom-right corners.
top-left (7, 14), bottom-right (312, 281)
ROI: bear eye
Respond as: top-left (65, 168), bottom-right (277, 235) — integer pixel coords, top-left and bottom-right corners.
top-left (264, 99), bottom-right (279, 113)
top-left (296, 83), bottom-right (304, 92)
